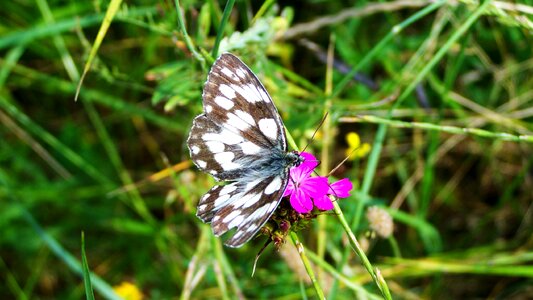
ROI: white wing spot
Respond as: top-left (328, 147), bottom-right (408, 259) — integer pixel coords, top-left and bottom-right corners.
top-left (190, 145), bottom-right (200, 154)
top-left (241, 205), bottom-right (265, 226)
top-left (214, 96), bottom-right (234, 110)
top-left (222, 209), bottom-right (242, 223)
top-left (221, 129), bottom-right (244, 144)
top-left (241, 192), bottom-right (263, 209)
top-left (231, 230), bottom-right (245, 240)
top-left (214, 193), bottom-right (231, 208)
top-left (227, 214), bottom-right (245, 229)
top-left (258, 118), bottom-right (278, 140)
top-left (221, 162), bottom-right (241, 171)
top-left (246, 224), bottom-right (258, 234)
top-left (220, 67), bottom-right (240, 81)
top-left (220, 184), bottom-right (238, 195)
top-left (240, 141), bottom-right (261, 154)
top-left (257, 87), bottom-right (270, 102)
top-left (196, 160), bottom-right (207, 168)
top-left (219, 84), bottom-right (237, 99)
top-left (215, 152), bottom-right (241, 171)
top-left (241, 224), bottom-right (259, 238)
top-left (205, 105), bottom-right (213, 113)
top-left (269, 200), bottom-right (279, 211)
top-left (265, 176), bottom-right (282, 195)
top-left (226, 113), bottom-right (251, 131)
top-left (215, 152), bottom-right (235, 165)
top-left (206, 141), bottom-right (225, 153)
top-left (236, 68), bottom-right (247, 79)
top-left (253, 203), bottom-right (270, 219)
top-left (245, 178), bottom-right (262, 191)
top-left (234, 110), bottom-right (255, 126)
top-left (233, 83), bottom-right (261, 103)
top-left (229, 192), bottom-right (253, 208)
top-left (247, 83), bottom-right (263, 102)
top-left (203, 130), bottom-right (243, 145)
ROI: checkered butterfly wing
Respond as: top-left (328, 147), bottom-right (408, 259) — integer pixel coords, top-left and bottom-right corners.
top-left (187, 53), bottom-right (299, 247)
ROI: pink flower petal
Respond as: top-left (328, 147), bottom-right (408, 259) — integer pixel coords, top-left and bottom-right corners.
top-left (314, 195), bottom-right (334, 211)
top-left (289, 166), bottom-right (309, 183)
top-left (283, 179), bottom-right (294, 197)
top-left (328, 178), bottom-right (353, 198)
top-left (300, 176), bottom-right (329, 199)
top-left (290, 188), bottom-right (313, 213)
top-left (299, 152), bottom-right (319, 171)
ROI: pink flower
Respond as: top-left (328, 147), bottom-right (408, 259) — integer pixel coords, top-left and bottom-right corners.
top-left (314, 178), bottom-right (354, 210)
top-left (283, 152), bottom-right (353, 213)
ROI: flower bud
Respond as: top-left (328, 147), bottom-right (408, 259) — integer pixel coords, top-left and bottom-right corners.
top-left (366, 206), bottom-right (394, 238)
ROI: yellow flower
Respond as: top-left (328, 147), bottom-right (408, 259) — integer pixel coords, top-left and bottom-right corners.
top-left (113, 281), bottom-right (143, 300)
top-left (345, 132), bottom-right (370, 160)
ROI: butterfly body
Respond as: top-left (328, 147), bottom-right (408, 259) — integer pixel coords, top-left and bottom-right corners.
top-left (187, 53), bottom-right (303, 247)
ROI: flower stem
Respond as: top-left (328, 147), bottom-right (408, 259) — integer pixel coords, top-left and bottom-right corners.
top-left (211, 0), bottom-right (235, 58)
top-left (329, 4), bottom-right (448, 295)
top-left (317, 33), bottom-right (336, 283)
top-left (290, 232), bottom-right (325, 299)
top-left (174, 0), bottom-right (205, 64)
top-left (333, 202), bottom-right (392, 300)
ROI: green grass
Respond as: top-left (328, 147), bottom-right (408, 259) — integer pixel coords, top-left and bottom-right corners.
top-left (1, 0), bottom-right (533, 299)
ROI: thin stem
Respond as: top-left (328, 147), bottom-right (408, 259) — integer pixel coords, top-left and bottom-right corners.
top-left (290, 232), bottom-right (325, 300)
top-left (341, 115), bottom-right (533, 143)
top-left (180, 226), bottom-right (210, 300)
top-left (36, 1), bottom-right (155, 223)
top-left (305, 251), bottom-right (383, 299)
top-left (212, 239), bottom-right (230, 300)
top-left (175, 0), bottom-right (205, 64)
top-left (252, 0), bottom-right (276, 24)
top-left (330, 1), bottom-right (447, 297)
top-left (397, 0), bottom-right (495, 104)
top-left (389, 236), bottom-right (402, 258)
top-left (359, 0), bottom-right (495, 216)
top-left (2, 199), bottom-right (120, 299)
top-left (333, 202), bottom-right (392, 300)
top-left (331, 0), bottom-right (447, 100)
top-left (0, 96), bottom-right (109, 184)
top-left (217, 243), bottom-right (246, 299)
top-left (212, 0), bottom-right (236, 58)
top-left (317, 33), bottom-right (335, 284)
top-left (337, 2), bottom-right (493, 297)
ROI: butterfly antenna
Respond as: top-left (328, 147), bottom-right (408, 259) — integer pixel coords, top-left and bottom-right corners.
top-left (327, 144), bottom-right (362, 177)
top-left (325, 144), bottom-right (364, 203)
top-left (310, 144), bottom-right (363, 204)
top-left (301, 112), bottom-right (329, 154)
top-left (252, 239), bottom-right (272, 277)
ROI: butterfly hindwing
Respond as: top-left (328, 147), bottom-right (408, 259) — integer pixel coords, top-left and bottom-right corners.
top-left (197, 174), bottom-right (289, 247)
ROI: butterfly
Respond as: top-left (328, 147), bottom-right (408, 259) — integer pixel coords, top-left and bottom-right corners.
top-left (187, 53), bottom-right (304, 247)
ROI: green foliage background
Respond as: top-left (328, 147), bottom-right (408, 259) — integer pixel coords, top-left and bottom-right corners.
top-left (1, 0), bottom-right (532, 299)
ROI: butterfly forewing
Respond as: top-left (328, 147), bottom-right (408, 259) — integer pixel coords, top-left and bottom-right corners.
top-left (187, 53), bottom-right (300, 248)
top-left (202, 54), bottom-right (286, 149)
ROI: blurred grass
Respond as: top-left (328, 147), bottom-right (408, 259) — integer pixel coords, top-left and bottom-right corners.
top-left (1, 0), bottom-right (533, 299)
